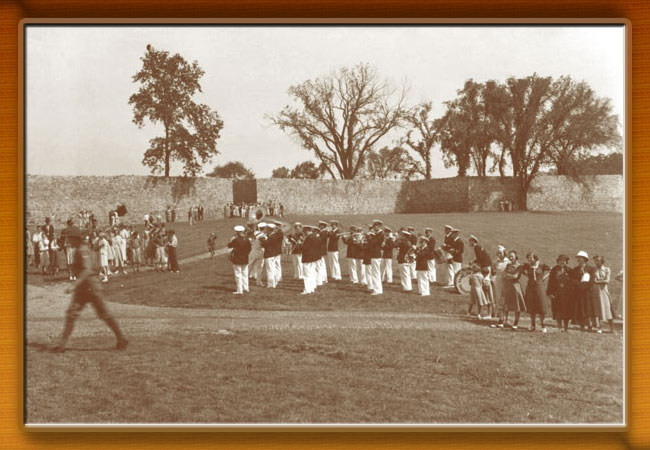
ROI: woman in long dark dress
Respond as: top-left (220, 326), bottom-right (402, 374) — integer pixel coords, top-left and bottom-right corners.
top-left (503, 250), bottom-right (526, 330)
top-left (522, 252), bottom-right (551, 333)
top-left (547, 254), bottom-right (573, 332)
top-left (571, 251), bottom-right (596, 331)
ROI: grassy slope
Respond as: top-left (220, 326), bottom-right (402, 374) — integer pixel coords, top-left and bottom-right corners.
top-left (26, 328), bottom-right (622, 424)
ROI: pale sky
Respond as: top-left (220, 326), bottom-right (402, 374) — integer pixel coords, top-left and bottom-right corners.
top-left (25, 25), bottom-right (626, 178)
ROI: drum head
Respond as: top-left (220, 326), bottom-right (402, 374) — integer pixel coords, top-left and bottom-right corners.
top-left (454, 267), bottom-right (472, 295)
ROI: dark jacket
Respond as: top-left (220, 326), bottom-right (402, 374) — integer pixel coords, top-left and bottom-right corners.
top-left (366, 231), bottom-right (384, 259)
top-left (396, 237), bottom-right (413, 264)
top-left (228, 236), bottom-right (251, 265)
top-left (327, 229), bottom-right (340, 252)
top-left (473, 244), bottom-right (491, 268)
top-left (343, 235), bottom-right (357, 259)
top-left (318, 230), bottom-right (329, 257)
top-left (450, 237), bottom-right (464, 263)
top-left (415, 247), bottom-right (433, 271)
top-left (301, 233), bottom-right (320, 264)
top-left (289, 232), bottom-right (304, 255)
top-left (382, 236), bottom-right (395, 259)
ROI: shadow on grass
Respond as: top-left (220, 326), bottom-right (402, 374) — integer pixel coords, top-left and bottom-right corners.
top-left (27, 342), bottom-right (115, 353)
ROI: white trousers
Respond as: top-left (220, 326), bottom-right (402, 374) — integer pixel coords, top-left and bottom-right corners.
top-left (264, 257), bottom-right (276, 288)
top-left (446, 262), bottom-right (457, 286)
top-left (233, 264), bottom-right (249, 293)
top-left (248, 257), bottom-right (264, 285)
top-left (274, 255), bottom-right (282, 283)
top-left (371, 258), bottom-right (383, 294)
top-left (348, 258), bottom-right (359, 283)
top-left (358, 260), bottom-right (367, 285)
top-left (417, 270), bottom-right (430, 296)
top-left (327, 251), bottom-right (341, 280)
top-left (427, 259), bottom-right (436, 283)
top-left (400, 263), bottom-right (413, 291)
top-left (381, 258), bottom-right (393, 283)
top-left (410, 262), bottom-right (417, 279)
top-left (302, 261), bottom-right (317, 293)
top-left (316, 257), bottom-right (327, 285)
top-left (292, 254), bottom-right (303, 279)
top-left (363, 264), bottom-right (371, 288)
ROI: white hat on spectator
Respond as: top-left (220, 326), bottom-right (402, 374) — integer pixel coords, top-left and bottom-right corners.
top-left (576, 250), bottom-right (589, 260)
top-left (234, 225), bottom-right (245, 232)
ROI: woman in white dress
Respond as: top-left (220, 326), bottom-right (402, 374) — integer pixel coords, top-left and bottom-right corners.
top-left (490, 245), bottom-right (511, 328)
top-left (592, 255), bottom-right (615, 333)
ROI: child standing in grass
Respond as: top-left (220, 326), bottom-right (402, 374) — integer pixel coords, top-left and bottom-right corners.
top-left (468, 263), bottom-right (489, 319)
top-left (129, 231), bottom-right (142, 273)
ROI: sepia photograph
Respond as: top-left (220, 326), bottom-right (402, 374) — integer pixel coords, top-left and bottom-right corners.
top-left (23, 21), bottom-right (626, 427)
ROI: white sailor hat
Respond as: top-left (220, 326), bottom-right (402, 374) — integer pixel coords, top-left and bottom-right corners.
top-left (444, 224), bottom-right (453, 230)
top-left (424, 227), bottom-right (433, 232)
top-left (294, 222), bottom-right (302, 227)
top-left (372, 219), bottom-right (383, 226)
top-left (258, 222), bottom-right (267, 228)
top-left (234, 225), bottom-right (245, 232)
top-left (267, 223), bottom-right (277, 229)
top-left (401, 230), bottom-right (411, 236)
top-left (383, 226), bottom-right (392, 232)
top-left (451, 228), bottom-right (460, 233)
top-left (407, 226), bottom-right (416, 231)
top-left (469, 235), bottom-right (479, 242)
top-left (576, 250), bottom-right (589, 260)
top-left (318, 220), bottom-right (328, 227)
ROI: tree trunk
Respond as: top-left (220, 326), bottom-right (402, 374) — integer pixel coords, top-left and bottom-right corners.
top-left (164, 125), bottom-right (170, 177)
top-left (517, 177), bottom-right (529, 211)
top-left (425, 156), bottom-right (431, 180)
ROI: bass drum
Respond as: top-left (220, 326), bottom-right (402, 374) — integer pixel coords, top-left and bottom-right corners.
top-left (454, 267), bottom-right (473, 295)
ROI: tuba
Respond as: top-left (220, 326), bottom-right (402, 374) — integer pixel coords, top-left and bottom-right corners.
top-left (249, 206), bottom-right (266, 226)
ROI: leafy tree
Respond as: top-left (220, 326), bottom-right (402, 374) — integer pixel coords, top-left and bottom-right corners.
top-left (271, 166), bottom-right (291, 178)
top-left (207, 161), bottom-right (255, 179)
top-left (539, 76), bottom-right (621, 177)
top-left (290, 161), bottom-right (324, 179)
top-left (364, 146), bottom-right (421, 180)
top-left (569, 152), bottom-right (623, 175)
top-left (436, 80), bottom-right (496, 177)
top-left (404, 102), bottom-right (438, 179)
top-left (269, 63), bottom-right (406, 179)
top-left (129, 44), bottom-right (223, 177)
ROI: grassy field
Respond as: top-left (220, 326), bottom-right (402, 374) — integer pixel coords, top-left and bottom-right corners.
top-left (25, 211), bottom-right (625, 424)
top-left (26, 327), bottom-right (622, 424)
top-left (97, 211), bottom-right (623, 315)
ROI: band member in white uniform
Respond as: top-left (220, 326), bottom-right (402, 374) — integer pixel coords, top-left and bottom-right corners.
top-left (326, 220), bottom-right (342, 280)
top-left (367, 219), bottom-right (385, 295)
top-left (381, 226), bottom-right (395, 283)
top-left (228, 225), bottom-right (252, 295)
top-left (300, 225), bottom-right (319, 294)
top-left (248, 223), bottom-right (265, 286)
top-left (442, 224), bottom-right (455, 287)
top-left (406, 226), bottom-right (417, 280)
top-left (424, 227), bottom-right (437, 283)
top-left (316, 221), bottom-right (329, 286)
top-left (260, 223), bottom-right (279, 288)
top-left (342, 225), bottom-right (359, 284)
top-left (396, 229), bottom-right (414, 291)
top-left (269, 220), bottom-right (284, 285)
top-left (448, 228), bottom-right (464, 286)
top-left (289, 222), bottom-right (304, 280)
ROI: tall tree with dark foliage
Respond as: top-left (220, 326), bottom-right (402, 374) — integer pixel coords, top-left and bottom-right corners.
top-left (129, 45), bottom-right (224, 177)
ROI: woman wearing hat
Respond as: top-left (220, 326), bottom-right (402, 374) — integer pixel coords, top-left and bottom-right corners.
top-left (547, 254), bottom-right (573, 332)
top-left (592, 255), bottom-right (615, 333)
top-left (522, 252), bottom-right (551, 332)
top-left (571, 251), bottom-right (597, 331)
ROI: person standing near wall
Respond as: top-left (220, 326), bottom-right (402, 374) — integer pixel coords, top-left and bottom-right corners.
top-left (316, 221), bottom-right (329, 286)
top-left (289, 223), bottom-right (304, 280)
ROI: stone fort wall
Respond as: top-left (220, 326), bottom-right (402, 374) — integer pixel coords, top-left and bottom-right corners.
top-left (26, 174), bottom-right (622, 226)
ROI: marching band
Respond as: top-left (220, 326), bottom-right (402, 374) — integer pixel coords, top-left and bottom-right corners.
top-left (226, 217), bottom-right (466, 297)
